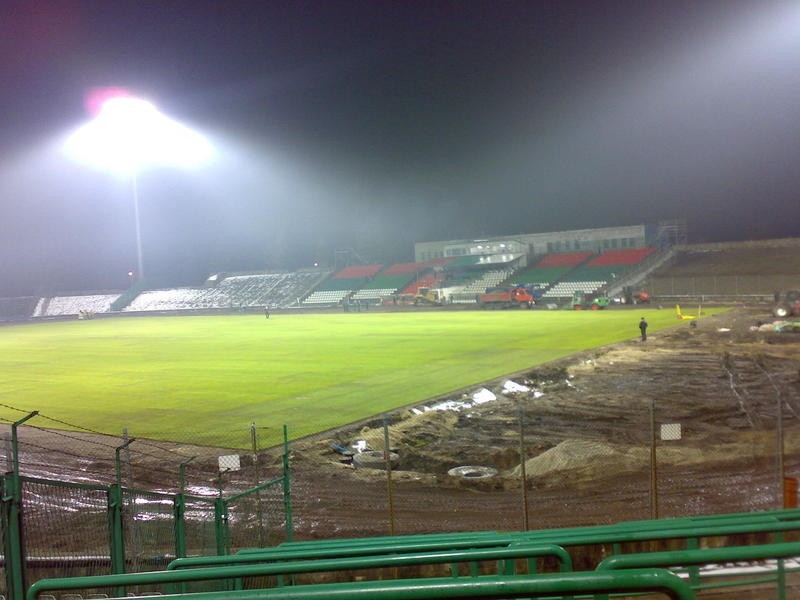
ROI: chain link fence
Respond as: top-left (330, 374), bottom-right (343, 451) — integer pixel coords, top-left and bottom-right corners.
top-left (0, 408), bottom-right (291, 600)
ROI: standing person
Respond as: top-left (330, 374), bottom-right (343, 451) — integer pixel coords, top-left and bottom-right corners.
top-left (264, 305), bottom-right (270, 319)
top-left (639, 316), bottom-right (648, 342)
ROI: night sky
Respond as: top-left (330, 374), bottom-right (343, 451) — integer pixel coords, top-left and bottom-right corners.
top-left (2, 1), bottom-right (800, 296)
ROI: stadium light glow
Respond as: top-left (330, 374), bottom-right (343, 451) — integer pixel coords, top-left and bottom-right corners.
top-left (64, 96), bottom-right (213, 174)
top-left (63, 94), bottom-right (214, 281)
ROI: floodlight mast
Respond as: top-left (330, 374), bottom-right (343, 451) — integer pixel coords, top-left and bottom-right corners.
top-left (131, 174), bottom-right (144, 281)
top-left (64, 94), bottom-right (213, 283)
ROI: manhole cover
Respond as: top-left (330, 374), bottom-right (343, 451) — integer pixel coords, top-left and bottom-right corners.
top-left (352, 450), bottom-right (399, 469)
top-left (447, 465), bottom-right (497, 479)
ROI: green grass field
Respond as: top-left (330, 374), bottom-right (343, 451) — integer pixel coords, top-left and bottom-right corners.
top-left (0, 308), bottom-right (724, 447)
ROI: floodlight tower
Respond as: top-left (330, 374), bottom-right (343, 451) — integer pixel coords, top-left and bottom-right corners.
top-left (64, 94), bottom-right (213, 282)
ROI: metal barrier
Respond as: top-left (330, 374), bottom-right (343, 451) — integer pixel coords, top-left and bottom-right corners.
top-left (597, 541), bottom-right (800, 600)
top-left (29, 545), bottom-right (573, 599)
top-left (29, 570), bottom-right (694, 600)
top-left (175, 514), bottom-right (800, 574)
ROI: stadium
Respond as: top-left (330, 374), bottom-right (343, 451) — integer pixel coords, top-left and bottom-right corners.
top-left (2, 220), bottom-right (800, 598)
top-left (4, 2), bottom-right (800, 598)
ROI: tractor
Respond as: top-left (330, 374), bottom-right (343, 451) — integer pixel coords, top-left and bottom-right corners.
top-left (773, 290), bottom-right (800, 318)
top-left (414, 287), bottom-right (443, 306)
top-left (572, 291), bottom-right (610, 310)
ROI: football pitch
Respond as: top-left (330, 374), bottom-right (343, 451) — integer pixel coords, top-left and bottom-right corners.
top-left (0, 308), bottom-right (723, 447)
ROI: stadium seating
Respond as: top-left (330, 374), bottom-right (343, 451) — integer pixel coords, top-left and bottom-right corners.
top-left (536, 251), bottom-right (593, 268)
top-left (217, 272), bottom-right (322, 307)
top-left (543, 248), bottom-right (657, 298)
top-left (513, 266), bottom-right (572, 286)
top-left (449, 269), bottom-right (514, 303)
top-left (330, 265), bottom-right (383, 279)
top-left (382, 262), bottom-right (425, 275)
top-left (302, 265), bottom-right (384, 305)
top-left (34, 294), bottom-right (121, 317)
top-left (123, 288), bottom-right (222, 311)
top-left (399, 273), bottom-right (441, 295)
top-left (351, 275), bottom-right (416, 300)
top-left (123, 272), bottom-right (323, 312)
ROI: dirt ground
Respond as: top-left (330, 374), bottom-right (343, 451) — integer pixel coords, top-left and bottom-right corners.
top-left (282, 305), bottom-right (800, 539)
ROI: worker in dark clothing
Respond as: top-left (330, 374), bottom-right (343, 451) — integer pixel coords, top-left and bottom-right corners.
top-left (264, 306), bottom-right (270, 319)
top-left (639, 317), bottom-right (648, 342)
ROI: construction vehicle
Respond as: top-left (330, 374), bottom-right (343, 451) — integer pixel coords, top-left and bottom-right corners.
top-left (773, 290), bottom-right (800, 318)
top-left (621, 286), bottom-right (650, 304)
top-left (478, 286), bottom-right (535, 309)
top-left (572, 291), bottom-right (610, 310)
top-left (414, 287), bottom-right (443, 306)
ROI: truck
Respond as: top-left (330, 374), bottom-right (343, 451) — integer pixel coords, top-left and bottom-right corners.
top-left (478, 286), bottom-right (535, 309)
top-left (773, 290), bottom-right (800, 318)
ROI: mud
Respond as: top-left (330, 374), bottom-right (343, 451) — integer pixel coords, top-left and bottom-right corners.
top-left (286, 306), bottom-right (800, 538)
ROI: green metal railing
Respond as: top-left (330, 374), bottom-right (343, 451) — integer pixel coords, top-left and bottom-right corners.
top-left (25, 509), bottom-right (800, 600)
top-left (211, 516), bottom-right (800, 572)
top-left (597, 541), bottom-right (800, 600)
top-left (33, 570), bottom-right (696, 600)
top-left (28, 544), bottom-right (574, 600)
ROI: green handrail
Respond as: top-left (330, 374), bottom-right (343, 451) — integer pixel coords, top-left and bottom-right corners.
top-left (177, 518), bottom-right (800, 573)
top-left (96, 570), bottom-right (696, 600)
top-left (177, 538), bottom-right (523, 569)
top-left (597, 541), bottom-right (800, 571)
top-left (27, 544), bottom-right (573, 600)
top-left (256, 509), bottom-right (798, 554)
top-left (597, 541), bottom-right (800, 600)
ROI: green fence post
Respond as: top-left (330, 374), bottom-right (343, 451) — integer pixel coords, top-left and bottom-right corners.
top-left (2, 473), bottom-right (25, 600)
top-left (282, 424), bottom-right (293, 542)
top-left (3, 411), bottom-right (39, 600)
top-left (174, 456), bottom-right (196, 560)
top-left (214, 496), bottom-right (229, 556)
top-left (106, 483), bottom-right (127, 598)
top-left (174, 493), bottom-right (187, 559)
top-left (108, 484), bottom-right (126, 574)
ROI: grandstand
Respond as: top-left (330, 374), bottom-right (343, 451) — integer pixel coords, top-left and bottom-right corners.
top-left (513, 251), bottom-right (593, 288)
top-left (396, 258), bottom-right (454, 295)
top-left (124, 272), bottom-right (324, 312)
top-left (302, 264), bottom-right (383, 305)
top-left (448, 268), bottom-right (515, 303)
top-left (543, 248), bottom-right (656, 298)
top-left (33, 294), bottom-right (121, 317)
top-left (350, 262), bottom-right (423, 301)
top-left (6, 230), bottom-right (800, 322)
